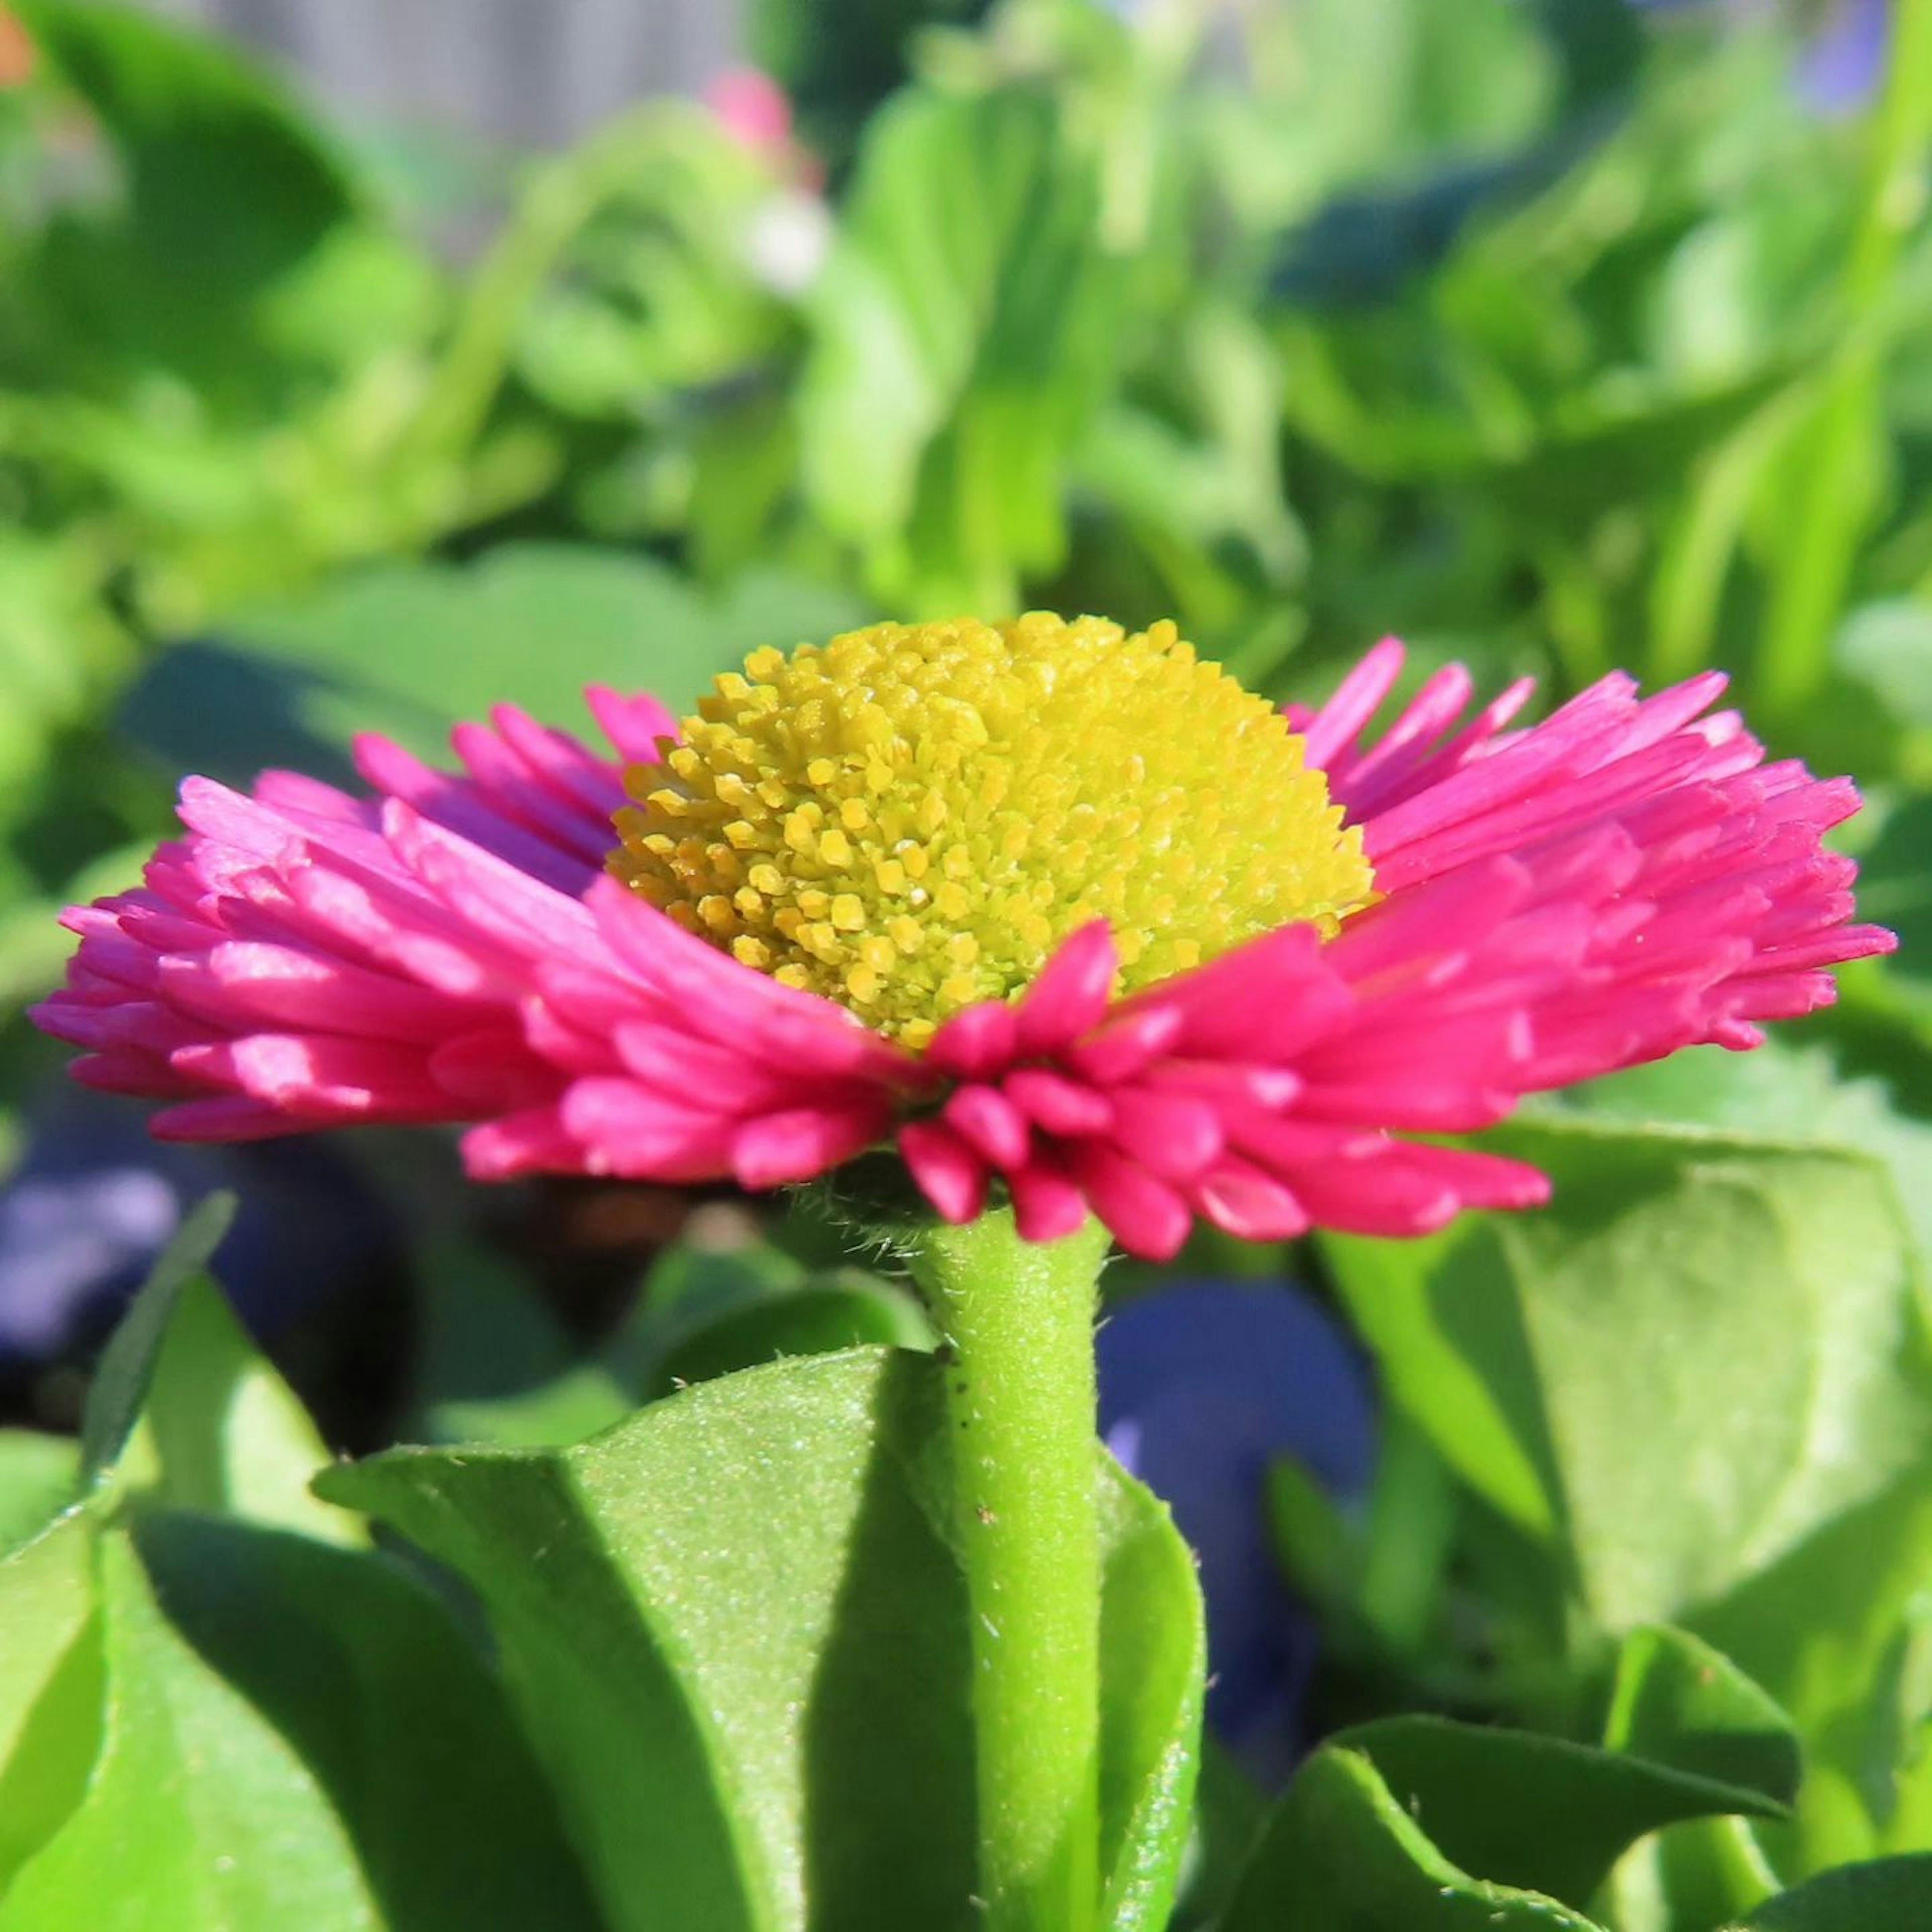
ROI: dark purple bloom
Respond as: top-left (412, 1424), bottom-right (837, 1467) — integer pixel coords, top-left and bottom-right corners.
top-left (0, 1087), bottom-right (394, 1373)
top-left (1097, 1279), bottom-right (1375, 1782)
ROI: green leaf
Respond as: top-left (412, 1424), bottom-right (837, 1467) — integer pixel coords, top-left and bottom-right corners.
top-left (1834, 601), bottom-right (1932, 734)
top-left (136, 1274), bottom-right (360, 1545)
top-left (641, 1280), bottom-right (932, 1401)
top-left (319, 1346), bottom-right (1204, 1932)
top-left (1324, 1121), bottom-right (1931, 1631)
top-left (1689, 1465), bottom-right (1932, 1868)
top-left (119, 546), bottom-right (869, 785)
top-left (0, 1531), bottom-right (379, 1931)
top-left (9, 0), bottom-right (361, 400)
top-left (1222, 1635), bottom-right (1797, 1932)
top-left (1, 1513), bottom-right (599, 1930)
top-left (124, 1511), bottom-right (603, 1931)
top-left (799, 86), bottom-right (1127, 608)
top-left (1320, 1711), bottom-right (1787, 1911)
top-left (0, 1515), bottom-right (102, 1889)
top-left (1856, 795), bottom-right (1932, 1019)
top-left (77, 1192), bottom-right (236, 1486)
top-left (13, 1), bottom-right (353, 272)
top-left (1605, 1627), bottom-right (1800, 1811)
top-left (1732, 1856), bottom-right (1932, 1927)
top-left (0, 1434), bottom-right (77, 1557)
top-left (430, 1233), bottom-right (930, 1451)
top-left (1605, 1814), bottom-right (1783, 1932)
top-left (1550, 1039), bottom-right (1932, 1267)
top-left (1217, 1745), bottom-right (1606, 1931)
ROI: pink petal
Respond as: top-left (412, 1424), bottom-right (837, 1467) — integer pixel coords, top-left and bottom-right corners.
top-left (1008, 1158), bottom-right (1091, 1244)
top-left (942, 1084), bottom-right (1033, 1170)
top-left (1015, 922), bottom-right (1118, 1053)
top-left (901, 1120), bottom-right (989, 1225)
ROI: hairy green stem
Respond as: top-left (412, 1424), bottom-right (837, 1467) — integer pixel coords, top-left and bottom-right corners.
top-left (907, 1210), bottom-right (1111, 1932)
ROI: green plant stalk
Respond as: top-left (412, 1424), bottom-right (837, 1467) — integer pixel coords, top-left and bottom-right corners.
top-left (1758, 0), bottom-right (1932, 716)
top-left (394, 107), bottom-right (685, 475)
top-left (907, 1209), bottom-right (1112, 1932)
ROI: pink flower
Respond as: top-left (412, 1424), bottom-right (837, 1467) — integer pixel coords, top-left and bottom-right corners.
top-left (705, 68), bottom-right (797, 160)
top-left (33, 633), bottom-right (1891, 1261)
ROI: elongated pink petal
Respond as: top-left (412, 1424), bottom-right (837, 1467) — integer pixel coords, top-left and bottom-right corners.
top-left (902, 1119), bottom-right (989, 1225)
top-left (1015, 921), bottom-right (1118, 1052)
top-left (943, 1084), bottom-right (1033, 1170)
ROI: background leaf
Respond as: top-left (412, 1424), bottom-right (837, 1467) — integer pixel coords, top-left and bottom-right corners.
top-left (320, 1346), bottom-right (1204, 1932)
top-left (77, 1192), bottom-right (236, 1486)
top-left (1734, 1854), bottom-right (1932, 1927)
top-left (1324, 1120), bottom-right (1931, 1631)
top-left (124, 1510), bottom-right (604, 1932)
top-left (0, 1434), bottom-right (76, 1557)
top-left (1605, 1626), bottom-right (1801, 1809)
top-left (0, 1530), bottom-right (380, 1932)
top-left (1217, 1746), bottom-right (1607, 1931)
top-left (134, 1274), bottom-right (360, 1545)
top-left (119, 546), bottom-right (871, 786)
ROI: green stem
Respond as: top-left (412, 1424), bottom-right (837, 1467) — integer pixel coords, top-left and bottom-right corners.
top-left (906, 1209), bottom-right (1112, 1932)
top-left (393, 106), bottom-right (681, 474)
top-left (1758, 0), bottom-right (1932, 717)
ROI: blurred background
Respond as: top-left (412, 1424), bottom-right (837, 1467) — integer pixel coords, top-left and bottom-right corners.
top-left (0, 0), bottom-right (1928, 1800)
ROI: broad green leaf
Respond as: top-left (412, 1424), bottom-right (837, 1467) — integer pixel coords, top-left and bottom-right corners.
top-left (1690, 1464), bottom-right (1932, 1869)
top-left (1325, 1121), bottom-right (1931, 1631)
top-left (136, 1273), bottom-right (361, 1545)
top-left (0, 1600), bottom-right (102, 1897)
top-left (431, 1234), bottom-right (928, 1450)
top-left (0, 1492), bottom-right (104, 1893)
top-left (641, 1280), bottom-right (932, 1401)
top-left (1313, 1711), bottom-right (1788, 1912)
top-left (125, 1511), bottom-right (602, 1932)
top-left (0, 1434), bottom-right (76, 1557)
top-left (1550, 1040), bottom-right (1932, 1266)
top-left (1605, 1627), bottom-right (1800, 1811)
top-left (1, 1511), bottom-right (599, 1928)
top-left (320, 1347), bottom-right (1205, 1932)
top-left (1222, 1636), bottom-right (1797, 1932)
top-left (1217, 1746), bottom-right (1605, 1931)
top-left (13, 1), bottom-right (354, 269)
top-left (0, 1531), bottom-right (378, 1931)
top-left (9, 0), bottom-right (361, 400)
top-left (1731, 1855), bottom-right (1932, 1927)
top-left (119, 547), bottom-right (868, 784)
top-left (78, 1192), bottom-right (235, 1485)
top-left (1606, 1815), bottom-right (1782, 1932)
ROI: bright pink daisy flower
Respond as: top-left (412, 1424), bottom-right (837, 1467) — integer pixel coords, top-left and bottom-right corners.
top-left (33, 615), bottom-right (1891, 1260)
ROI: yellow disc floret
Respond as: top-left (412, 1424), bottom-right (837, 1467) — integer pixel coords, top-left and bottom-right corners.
top-left (610, 613), bottom-right (1374, 1048)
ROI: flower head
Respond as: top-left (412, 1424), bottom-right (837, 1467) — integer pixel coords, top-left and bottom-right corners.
top-left (611, 615), bottom-right (1371, 1042)
top-left (34, 616), bottom-right (1893, 1259)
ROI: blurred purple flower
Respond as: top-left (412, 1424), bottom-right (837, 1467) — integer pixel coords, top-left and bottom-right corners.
top-left (1800, 0), bottom-right (1889, 113)
top-left (1098, 1279), bottom-right (1374, 1783)
top-left (0, 1088), bottom-right (395, 1372)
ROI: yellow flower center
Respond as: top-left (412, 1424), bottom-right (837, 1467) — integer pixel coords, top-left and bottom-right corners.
top-left (610, 613), bottom-right (1374, 1048)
